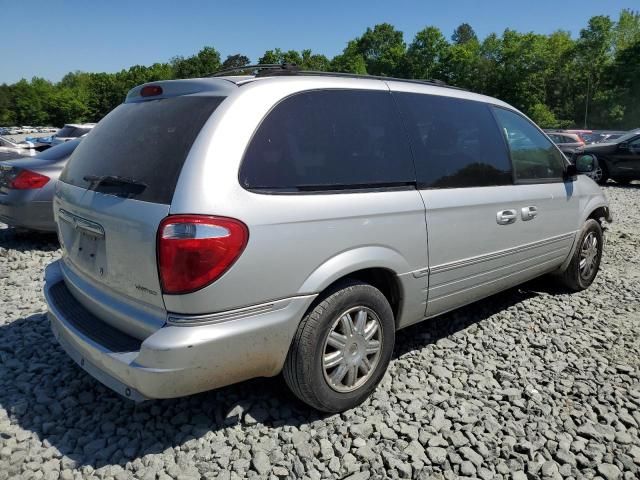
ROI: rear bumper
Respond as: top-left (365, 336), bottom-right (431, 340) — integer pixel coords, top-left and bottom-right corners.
top-left (44, 260), bottom-right (316, 400)
top-left (0, 195), bottom-right (55, 231)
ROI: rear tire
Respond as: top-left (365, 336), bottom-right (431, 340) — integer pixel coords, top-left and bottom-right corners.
top-left (557, 219), bottom-right (603, 291)
top-left (283, 280), bottom-right (395, 412)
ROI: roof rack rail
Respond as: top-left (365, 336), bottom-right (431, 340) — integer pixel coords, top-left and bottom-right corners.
top-left (257, 68), bottom-right (465, 91)
top-left (208, 63), bottom-right (299, 77)
top-left (209, 62), bottom-right (465, 91)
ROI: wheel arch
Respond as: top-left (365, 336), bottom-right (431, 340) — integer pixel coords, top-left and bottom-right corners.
top-left (558, 203), bottom-right (611, 273)
top-left (298, 247), bottom-right (411, 328)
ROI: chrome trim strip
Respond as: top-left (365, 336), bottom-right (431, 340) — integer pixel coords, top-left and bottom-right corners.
top-left (59, 208), bottom-right (105, 237)
top-left (412, 267), bottom-right (430, 278)
top-left (429, 246), bottom-right (569, 299)
top-left (167, 294), bottom-right (317, 326)
top-left (430, 254), bottom-right (566, 304)
top-left (430, 231), bottom-right (576, 275)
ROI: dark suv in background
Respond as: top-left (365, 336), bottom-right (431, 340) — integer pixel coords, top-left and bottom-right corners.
top-left (575, 129), bottom-right (640, 185)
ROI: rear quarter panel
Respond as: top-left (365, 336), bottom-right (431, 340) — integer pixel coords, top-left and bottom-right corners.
top-left (165, 78), bottom-right (429, 324)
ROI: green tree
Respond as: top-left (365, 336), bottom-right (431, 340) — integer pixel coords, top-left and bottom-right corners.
top-left (221, 54), bottom-right (250, 70)
top-left (1, 10), bottom-right (639, 130)
top-left (258, 48), bottom-right (302, 65)
top-left (575, 16), bottom-right (614, 127)
top-left (172, 47), bottom-right (221, 78)
top-left (405, 27), bottom-right (448, 79)
top-left (528, 103), bottom-right (559, 128)
top-left (440, 33), bottom-right (480, 90)
top-left (85, 73), bottom-right (125, 121)
top-left (0, 84), bottom-right (16, 125)
top-left (11, 78), bottom-right (53, 125)
top-left (613, 9), bottom-right (640, 53)
top-left (331, 41), bottom-right (367, 73)
top-left (300, 49), bottom-right (330, 71)
top-left (452, 23), bottom-right (478, 45)
top-left (354, 23), bottom-right (406, 76)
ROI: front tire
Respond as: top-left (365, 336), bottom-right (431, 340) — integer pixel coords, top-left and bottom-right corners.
top-left (557, 219), bottom-right (603, 291)
top-left (591, 158), bottom-right (609, 185)
top-left (283, 280), bottom-right (395, 412)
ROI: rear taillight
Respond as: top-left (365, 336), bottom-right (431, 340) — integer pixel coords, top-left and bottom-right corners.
top-left (157, 215), bottom-right (249, 295)
top-left (10, 170), bottom-right (50, 189)
top-left (141, 85), bottom-right (163, 97)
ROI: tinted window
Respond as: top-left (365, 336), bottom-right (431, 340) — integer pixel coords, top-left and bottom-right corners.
top-left (37, 139), bottom-right (80, 160)
top-left (60, 96), bottom-right (224, 204)
top-left (240, 90), bottom-right (415, 191)
top-left (493, 108), bottom-right (566, 182)
top-left (394, 92), bottom-right (512, 188)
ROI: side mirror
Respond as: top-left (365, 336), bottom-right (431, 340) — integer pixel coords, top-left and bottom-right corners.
top-left (575, 154), bottom-right (596, 173)
top-left (565, 164), bottom-right (578, 179)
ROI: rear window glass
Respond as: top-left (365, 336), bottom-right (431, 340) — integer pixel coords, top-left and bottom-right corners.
top-left (37, 139), bottom-right (80, 160)
top-left (394, 92), bottom-right (512, 188)
top-left (60, 96), bottom-right (224, 204)
top-left (239, 89), bottom-right (415, 192)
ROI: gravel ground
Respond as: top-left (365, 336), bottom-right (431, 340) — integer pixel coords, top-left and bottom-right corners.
top-left (0, 185), bottom-right (639, 480)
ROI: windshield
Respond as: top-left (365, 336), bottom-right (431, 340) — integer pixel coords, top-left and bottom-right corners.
top-left (60, 96), bottom-right (225, 204)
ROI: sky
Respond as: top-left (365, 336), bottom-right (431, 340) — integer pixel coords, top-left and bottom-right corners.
top-left (0, 0), bottom-right (635, 84)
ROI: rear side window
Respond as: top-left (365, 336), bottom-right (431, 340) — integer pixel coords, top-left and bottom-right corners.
top-left (60, 96), bottom-right (224, 204)
top-left (240, 89), bottom-right (415, 192)
top-left (394, 92), bottom-right (512, 188)
top-left (493, 108), bottom-right (566, 183)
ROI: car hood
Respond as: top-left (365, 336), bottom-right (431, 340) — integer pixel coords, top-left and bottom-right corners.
top-left (581, 142), bottom-right (618, 154)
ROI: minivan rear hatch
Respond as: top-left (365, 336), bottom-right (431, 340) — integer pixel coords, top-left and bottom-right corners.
top-left (56, 91), bottom-right (226, 337)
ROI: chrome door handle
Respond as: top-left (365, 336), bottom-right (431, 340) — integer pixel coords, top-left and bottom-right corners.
top-left (496, 209), bottom-right (517, 225)
top-left (521, 206), bottom-right (538, 221)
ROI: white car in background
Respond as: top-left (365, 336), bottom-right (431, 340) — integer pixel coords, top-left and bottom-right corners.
top-left (51, 123), bottom-right (96, 145)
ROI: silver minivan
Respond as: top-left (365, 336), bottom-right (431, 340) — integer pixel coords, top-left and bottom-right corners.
top-left (44, 69), bottom-right (611, 412)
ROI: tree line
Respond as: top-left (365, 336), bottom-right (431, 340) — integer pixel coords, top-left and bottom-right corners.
top-left (1, 10), bottom-right (638, 130)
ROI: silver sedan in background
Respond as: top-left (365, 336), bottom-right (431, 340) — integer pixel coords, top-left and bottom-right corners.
top-left (0, 135), bottom-right (39, 161)
top-left (0, 139), bottom-right (80, 231)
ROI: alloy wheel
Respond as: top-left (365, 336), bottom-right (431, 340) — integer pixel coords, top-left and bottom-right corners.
top-left (588, 166), bottom-right (603, 182)
top-left (579, 232), bottom-right (599, 280)
top-left (322, 306), bottom-right (383, 393)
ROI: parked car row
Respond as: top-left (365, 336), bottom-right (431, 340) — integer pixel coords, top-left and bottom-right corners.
top-left (544, 128), bottom-right (628, 146)
top-left (0, 126), bottom-right (58, 135)
top-left (573, 129), bottom-right (640, 185)
top-left (0, 135), bottom-right (43, 161)
top-left (0, 139), bottom-right (80, 231)
top-left (1, 68), bottom-right (605, 413)
top-left (544, 128), bottom-right (640, 185)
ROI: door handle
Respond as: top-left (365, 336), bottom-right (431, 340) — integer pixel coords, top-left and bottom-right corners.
top-left (521, 206), bottom-right (538, 221)
top-left (496, 209), bottom-right (517, 225)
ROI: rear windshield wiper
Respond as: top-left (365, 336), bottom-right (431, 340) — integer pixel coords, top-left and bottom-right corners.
top-left (83, 175), bottom-right (148, 197)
